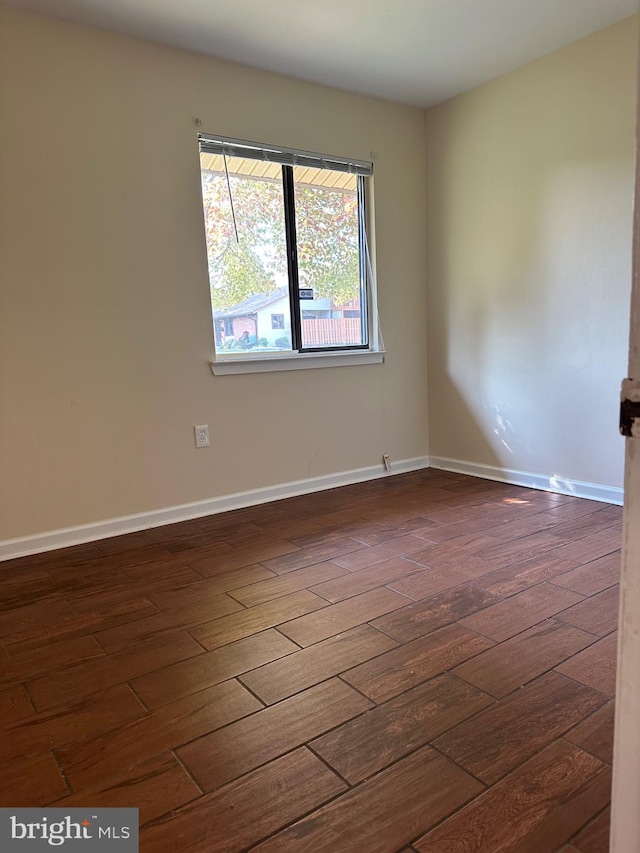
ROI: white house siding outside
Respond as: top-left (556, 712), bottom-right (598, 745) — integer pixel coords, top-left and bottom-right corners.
top-left (256, 295), bottom-right (292, 346)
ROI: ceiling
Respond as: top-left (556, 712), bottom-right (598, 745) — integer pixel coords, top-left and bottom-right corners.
top-left (7, 0), bottom-right (639, 107)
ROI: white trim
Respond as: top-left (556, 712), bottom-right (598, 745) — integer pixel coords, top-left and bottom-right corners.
top-left (0, 456), bottom-right (430, 562)
top-left (429, 456), bottom-right (623, 505)
top-left (611, 42), bottom-right (640, 852)
top-left (211, 350), bottom-right (385, 375)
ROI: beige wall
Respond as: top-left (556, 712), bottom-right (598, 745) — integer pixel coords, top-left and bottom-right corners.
top-left (425, 18), bottom-right (638, 490)
top-left (0, 7), bottom-right (428, 541)
top-left (1, 8), bottom-right (636, 544)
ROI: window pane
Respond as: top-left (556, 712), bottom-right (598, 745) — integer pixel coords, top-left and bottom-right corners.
top-left (200, 153), bottom-right (292, 353)
top-left (293, 168), bottom-right (366, 349)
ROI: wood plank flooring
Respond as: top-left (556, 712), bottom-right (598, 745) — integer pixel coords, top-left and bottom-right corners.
top-left (0, 470), bottom-right (620, 852)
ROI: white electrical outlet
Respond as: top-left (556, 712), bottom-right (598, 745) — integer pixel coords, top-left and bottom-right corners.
top-left (195, 425), bottom-right (210, 448)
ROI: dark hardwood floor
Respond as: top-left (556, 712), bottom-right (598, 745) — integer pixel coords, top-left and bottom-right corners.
top-left (0, 469), bottom-right (621, 852)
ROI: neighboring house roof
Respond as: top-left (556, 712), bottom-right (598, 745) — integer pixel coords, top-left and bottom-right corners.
top-left (215, 287), bottom-right (288, 319)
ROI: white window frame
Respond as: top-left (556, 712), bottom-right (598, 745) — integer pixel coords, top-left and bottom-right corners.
top-left (198, 134), bottom-right (385, 375)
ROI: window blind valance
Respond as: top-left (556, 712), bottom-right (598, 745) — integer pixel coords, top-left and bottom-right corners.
top-left (198, 134), bottom-right (373, 177)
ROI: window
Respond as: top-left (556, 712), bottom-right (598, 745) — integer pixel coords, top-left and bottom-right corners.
top-left (198, 135), bottom-right (377, 364)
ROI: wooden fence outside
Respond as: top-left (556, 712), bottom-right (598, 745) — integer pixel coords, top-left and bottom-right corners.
top-left (301, 318), bottom-right (361, 346)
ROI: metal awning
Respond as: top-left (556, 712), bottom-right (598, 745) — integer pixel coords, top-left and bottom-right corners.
top-left (200, 153), bottom-right (357, 191)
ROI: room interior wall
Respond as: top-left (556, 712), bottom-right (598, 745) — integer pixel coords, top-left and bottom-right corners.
top-left (0, 7), bottom-right (429, 547)
top-left (2, 9), bottom-right (637, 552)
top-left (424, 17), bottom-right (638, 497)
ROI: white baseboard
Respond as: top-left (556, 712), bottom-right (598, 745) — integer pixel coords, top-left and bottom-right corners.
top-left (429, 456), bottom-right (623, 506)
top-left (4, 454), bottom-right (620, 562)
top-left (0, 456), bottom-right (430, 562)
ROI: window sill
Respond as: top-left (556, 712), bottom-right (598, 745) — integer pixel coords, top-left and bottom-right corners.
top-left (210, 350), bottom-right (385, 375)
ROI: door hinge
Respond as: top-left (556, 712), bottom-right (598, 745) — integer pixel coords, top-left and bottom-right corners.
top-left (620, 378), bottom-right (640, 437)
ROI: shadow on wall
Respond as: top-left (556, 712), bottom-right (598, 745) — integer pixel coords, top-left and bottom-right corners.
top-left (428, 377), bottom-right (502, 469)
top-left (425, 32), bottom-right (634, 487)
